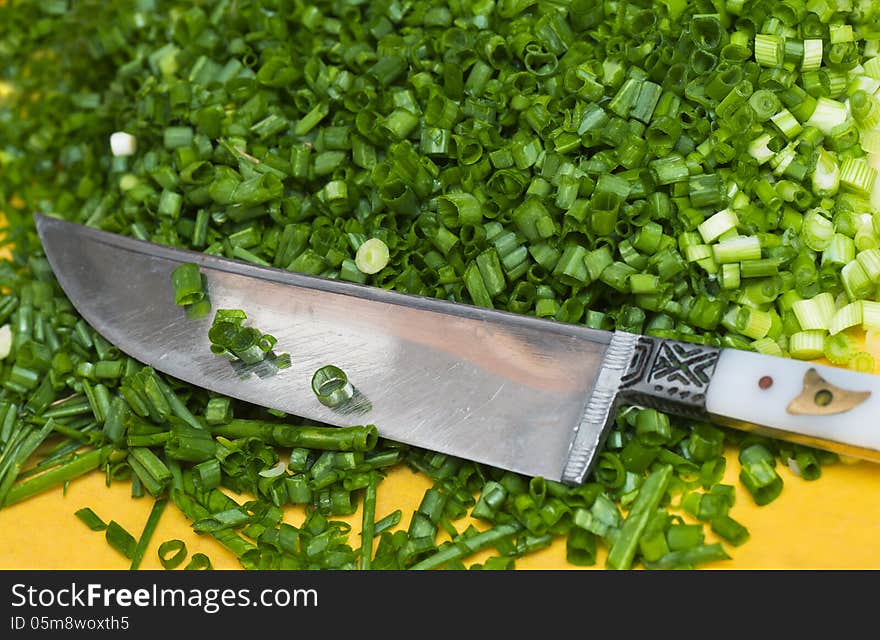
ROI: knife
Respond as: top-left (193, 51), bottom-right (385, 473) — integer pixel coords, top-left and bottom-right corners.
top-left (34, 213), bottom-right (880, 484)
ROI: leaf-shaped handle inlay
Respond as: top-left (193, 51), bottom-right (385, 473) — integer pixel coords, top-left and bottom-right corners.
top-left (786, 368), bottom-right (871, 416)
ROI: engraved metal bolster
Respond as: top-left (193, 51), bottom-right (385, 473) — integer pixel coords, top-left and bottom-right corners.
top-left (618, 335), bottom-right (721, 418)
top-left (562, 333), bottom-right (720, 484)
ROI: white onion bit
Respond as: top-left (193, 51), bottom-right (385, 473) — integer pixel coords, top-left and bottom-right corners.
top-left (0, 324), bottom-right (11, 360)
top-left (258, 461), bottom-right (287, 478)
top-left (110, 131), bottom-right (137, 157)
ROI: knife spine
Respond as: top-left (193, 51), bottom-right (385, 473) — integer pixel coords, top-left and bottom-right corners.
top-left (561, 331), bottom-right (641, 485)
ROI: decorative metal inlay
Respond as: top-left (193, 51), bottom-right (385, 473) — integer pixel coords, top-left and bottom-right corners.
top-left (619, 336), bottom-right (720, 417)
top-left (563, 333), bottom-right (722, 485)
top-left (620, 336), bottom-right (654, 387)
top-left (787, 368), bottom-right (871, 416)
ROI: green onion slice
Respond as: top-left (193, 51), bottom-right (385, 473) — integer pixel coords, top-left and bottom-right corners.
top-left (311, 365), bottom-right (354, 408)
top-left (355, 238), bottom-right (391, 275)
top-left (158, 539), bottom-right (188, 570)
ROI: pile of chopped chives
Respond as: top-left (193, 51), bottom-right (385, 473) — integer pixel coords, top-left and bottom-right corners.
top-left (1, 0), bottom-right (879, 570)
top-left (207, 308), bottom-right (281, 365)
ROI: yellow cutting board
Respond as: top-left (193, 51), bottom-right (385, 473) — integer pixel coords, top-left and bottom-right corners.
top-left (2, 453), bottom-right (880, 570)
top-left (2, 211), bottom-right (880, 570)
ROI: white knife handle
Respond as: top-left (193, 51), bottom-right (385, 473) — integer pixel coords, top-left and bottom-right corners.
top-left (704, 349), bottom-right (880, 457)
top-left (562, 332), bottom-right (880, 485)
top-left (616, 333), bottom-right (880, 461)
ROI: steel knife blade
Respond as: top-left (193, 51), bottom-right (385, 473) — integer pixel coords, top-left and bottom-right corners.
top-left (34, 214), bottom-right (880, 483)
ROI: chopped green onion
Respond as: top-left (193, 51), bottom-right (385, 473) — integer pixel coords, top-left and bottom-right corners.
top-left (792, 293), bottom-right (836, 331)
top-left (409, 523), bottom-right (521, 570)
top-left (801, 39), bottom-right (824, 72)
top-left (824, 331), bottom-right (859, 365)
top-left (184, 553), bottom-right (212, 570)
top-left (130, 497), bottom-right (168, 570)
top-left (863, 301), bottom-right (880, 331)
top-left (649, 154), bottom-right (690, 185)
top-left (105, 520), bottom-right (138, 560)
top-left (770, 109), bottom-right (803, 139)
top-left (839, 158), bottom-right (878, 198)
top-left (806, 98), bottom-right (849, 135)
top-left (212, 420), bottom-right (377, 451)
top-left (0, 325), bottom-right (12, 361)
top-left (644, 541), bottom-right (731, 568)
top-left (158, 539), bottom-right (188, 570)
top-left (208, 309), bottom-right (283, 365)
top-left (810, 153), bottom-right (839, 200)
top-left (712, 236), bottom-right (762, 264)
top-left (710, 514), bottom-right (750, 547)
top-left (311, 365), bottom-right (354, 408)
top-left (359, 472), bottom-right (379, 571)
top-left (606, 465), bottom-right (672, 570)
top-left (841, 259), bottom-right (874, 301)
top-left (204, 397), bottom-right (232, 426)
top-left (4, 448), bottom-right (112, 508)
top-left (698, 209), bottom-right (739, 243)
top-left (828, 302), bottom-right (863, 335)
top-left (739, 444), bottom-right (784, 506)
top-left (355, 238), bottom-right (390, 275)
top-left (789, 330), bottom-right (828, 360)
top-left (74, 507), bottom-right (108, 532)
top-left (801, 209), bottom-right (835, 250)
top-left (109, 131), bottom-right (137, 157)
top-left (171, 262), bottom-right (205, 306)
top-left (754, 33), bottom-right (784, 68)
top-left (849, 352), bottom-right (875, 373)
